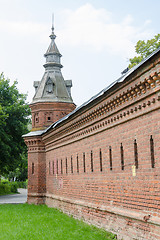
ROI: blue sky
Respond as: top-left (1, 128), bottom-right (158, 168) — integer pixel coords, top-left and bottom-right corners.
top-left (0, 0), bottom-right (159, 106)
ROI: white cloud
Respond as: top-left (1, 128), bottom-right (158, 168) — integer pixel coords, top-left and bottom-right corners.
top-left (0, 20), bottom-right (48, 43)
top-left (0, 3), bottom-right (153, 59)
top-left (57, 4), bottom-right (153, 58)
top-left (144, 19), bottom-right (152, 26)
top-left (122, 14), bottom-right (134, 25)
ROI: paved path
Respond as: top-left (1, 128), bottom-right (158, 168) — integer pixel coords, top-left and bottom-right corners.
top-left (0, 188), bottom-right (27, 204)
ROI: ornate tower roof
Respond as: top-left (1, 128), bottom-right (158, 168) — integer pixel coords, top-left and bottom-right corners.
top-left (29, 21), bottom-right (76, 130)
top-left (32, 24), bottom-right (74, 104)
top-left (44, 24), bottom-right (61, 56)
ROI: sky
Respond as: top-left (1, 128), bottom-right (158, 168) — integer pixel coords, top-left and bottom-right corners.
top-left (0, 0), bottom-right (159, 107)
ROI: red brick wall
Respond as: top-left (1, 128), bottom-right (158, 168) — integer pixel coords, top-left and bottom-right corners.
top-left (30, 102), bottom-right (76, 130)
top-left (25, 136), bottom-right (46, 204)
top-left (25, 52), bottom-right (160, 239)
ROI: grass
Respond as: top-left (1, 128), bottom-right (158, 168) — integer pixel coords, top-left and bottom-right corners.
top-left (0, 204), bottom-right (117, 240)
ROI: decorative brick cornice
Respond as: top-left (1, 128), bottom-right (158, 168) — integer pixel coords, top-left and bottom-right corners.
top-left (71, 70), bottom-right (160, 129)
top-left (24, 137), bottom-right (45, 152)
top-left (45, 93), bottom-right (160, 151)
top-left (44, 68), bottom-right (160, 148)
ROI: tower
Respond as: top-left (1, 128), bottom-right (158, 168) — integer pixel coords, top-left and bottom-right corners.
top-left (30, 24), bottom-right (76, 131)
top-left (24, 23), bottom-right (76, 204)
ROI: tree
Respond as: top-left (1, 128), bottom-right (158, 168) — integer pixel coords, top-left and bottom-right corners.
top-left (6, 152), bottom-right (28, 182)
top-left (0, 73), bottom-right (31, 177)
top-left (129, 33), bottom-right (160, 69)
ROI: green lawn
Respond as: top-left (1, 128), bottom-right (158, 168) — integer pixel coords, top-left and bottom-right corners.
top-left (0, 204), bottom-right (116, 240)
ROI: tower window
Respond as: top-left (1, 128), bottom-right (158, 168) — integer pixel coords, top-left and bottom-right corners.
top-left (35, 113), bottom-right (39, 123)
top-left (48, 116), bottom-right (51, 121)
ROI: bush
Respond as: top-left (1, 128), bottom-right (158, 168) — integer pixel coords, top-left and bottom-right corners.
top-left (0, 183), bottom-right (11, 195)
top-left (10, 182), bottom-right (18, 193)
top-left (1, 179), bottom-right (9, 184)
top-left (0, 179), bottom-right (28, 195)
top-left (4, 183), bottom-right (11, 193)
top-left (0, 179), bottom-right (27, 195)
top-left (0, 182), bottom-right (18, 195)
top-left (0, 183), bottom-right (5, 194)
top-left (16, 181), bottom-right (28, 189)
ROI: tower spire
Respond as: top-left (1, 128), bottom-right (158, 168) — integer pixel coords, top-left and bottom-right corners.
top-left (44, 14), bottom-right (62, 68)
top-left (50, 13), bottom-right (56, 40)
top-left (51, 13), bottom-right (54, 33)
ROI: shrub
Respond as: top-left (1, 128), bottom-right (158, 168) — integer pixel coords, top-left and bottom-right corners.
top-left (0, 182), bottom-right (18, 195)
top-left (10, 182), bottom-right (18, 193)
top-left (16, 181), bottom-right (27, 189)
top-left (0, 183), bottom-right (11, 195)
top-left (0, 183), bottom-right (5, 194)
top-left (4, 183), bottom-right (11, 193)
top-left (0, 179), bottom-right (28, 195)
top-left (1, 179), bottom-right (9, 184)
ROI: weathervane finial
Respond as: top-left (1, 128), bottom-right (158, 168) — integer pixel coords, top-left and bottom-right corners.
top-left (50, 13), bottom-right (56, 40)
top-left (51, 13), bottom-right (54, 33)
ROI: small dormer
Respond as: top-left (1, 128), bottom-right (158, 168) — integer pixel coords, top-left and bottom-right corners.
top-left (45, 77), bottom-right (54, 94)
top-left (34, 81), bottom-right (40, 93)
top-left (65, 80), bottom-right (72, 97)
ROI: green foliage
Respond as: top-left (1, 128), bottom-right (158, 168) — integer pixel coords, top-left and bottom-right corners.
top-left (0, 73), bottom-right (31, 175)
top-left (0, 183), bottom-right (10, 195)
top-left (10, 182), bottom-right (18, 193)
top-left (6, 153), bottom-right (28, 181)
top-left (0, 204), bottom-right (117, 240)
top-left (16, 180), bottom-right (28, 189)
top-left (128, 55), bottom-right (143, 68)
top-left (0, 179), bottom-right (27, 195)
top-left (128, 33), bottom-right (160, 69)
top-left (0, 181), bottom-right (18, 195)
top-left (1, 178), bottom-right (9, 183)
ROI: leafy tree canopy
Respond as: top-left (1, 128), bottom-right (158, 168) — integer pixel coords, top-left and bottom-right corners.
top-left (129, 33), bottom-right (160, 69)
top-left (0, 73), bottom-right (31, 175)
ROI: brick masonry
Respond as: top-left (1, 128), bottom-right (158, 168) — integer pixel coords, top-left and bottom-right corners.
top-left (30, 101), bottom-right (76, 130)
top-left (24, 50), bottom-right (160, 239)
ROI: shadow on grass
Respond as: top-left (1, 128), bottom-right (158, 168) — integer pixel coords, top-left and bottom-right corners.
top-left (0, 204), bottom-right (117, 240)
